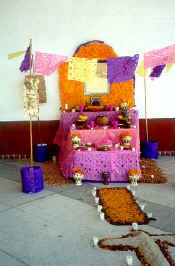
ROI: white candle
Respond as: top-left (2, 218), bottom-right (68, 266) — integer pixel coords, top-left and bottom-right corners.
top-left (88, 147), bottom-right (92, 151)
top-left (147, 212), bottom-right (152, 218)
top-left (95, 197), bottom-right (99, 204)
top-left (92, 237), bottom-right (99, 247)
top-left (151, 175), bottom-right (154, 179)
top-left (93, 187), bottom-right (97, 191)
top-left (100, 212), bottom-right (105, 221)
top-left (115, 143), bottom-right (119, 148)
top-left (126, 185), bottom-right (131, 190)
top-left (72, 124), bottom-right (76, 129)
top-left (120, 146), bottom-right (124, 150)
top-left (132, 147), bottom-right (135, 151)
top-left (132, 222), bottom-right (138, 230)
top-left (97, 205), bottom-right (102, 213)
top-left (126, 255), bottom-right (133, 265)
top-left (91, 190), bottom-right (96, 197)
top-left (140, 203), bottom-right (145, 210)
top-left (65, 103), bottom-right (68, 110)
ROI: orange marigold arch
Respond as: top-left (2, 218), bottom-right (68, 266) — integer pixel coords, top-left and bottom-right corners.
top-left (59, 41), bottom-right (134, 109)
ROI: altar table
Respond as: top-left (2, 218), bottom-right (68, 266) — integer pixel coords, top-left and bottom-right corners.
top-left (54, 110), bottom-right (140, 182)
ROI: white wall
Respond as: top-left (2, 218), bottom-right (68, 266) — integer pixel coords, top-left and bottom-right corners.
top-left (1, 0), bottom-right (175, 121)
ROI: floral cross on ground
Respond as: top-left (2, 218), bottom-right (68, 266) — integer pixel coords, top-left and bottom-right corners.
top-left (98, 230), bottom-right (175, 266)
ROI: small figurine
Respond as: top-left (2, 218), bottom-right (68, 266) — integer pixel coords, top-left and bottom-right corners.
top-left (128, 168), bottom-right (141, 186)
top-left (120, 131), bottom-right (132, 150)
top-left (72, 168), bottom-right (84, 186)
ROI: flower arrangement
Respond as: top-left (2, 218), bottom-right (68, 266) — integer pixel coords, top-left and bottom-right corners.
top-left (72, 168), bottom-right (84, 175)
top-left (72, 168), bottom-right (84, 186)
top-left (121, 131), bottom-right (132, 138)
top-left (128, 168), bottom-right (141, 185)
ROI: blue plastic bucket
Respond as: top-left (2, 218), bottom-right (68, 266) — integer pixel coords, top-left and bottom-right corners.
top-left (141, 140), bottom-right (158, 159)
top-left (34, 144), bottom-right (48, 162)
top-left (20, 166), bottom-right (44, 193)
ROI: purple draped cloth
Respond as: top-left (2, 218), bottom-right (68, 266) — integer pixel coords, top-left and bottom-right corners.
top-left (19, 46), bottom-right (30, 72)
top-left (107, 54), bottom-right (139, 83)
top-left (150, 64), bottom-right (166, 78)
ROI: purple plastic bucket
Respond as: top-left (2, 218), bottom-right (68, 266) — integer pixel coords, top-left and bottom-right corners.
top-left (142, 140), bottom-right (158, 159)
top-left (20, 166), bottom-right (44, 193)
top-left (34, 144), bottom-right (48, 162)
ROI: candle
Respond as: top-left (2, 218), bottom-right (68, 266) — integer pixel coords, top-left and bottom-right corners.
top-left (120, 146), bottom-right (124, 150)
top-left (90, 121), bottom-right (95, 129)
top-left (80, 105), bottom-right (84, 112)
top-left (147, 212), bottom-right (152, 218)
top-left (140, 203), bottom-right (145, 210)
top-left (97, 205), bottom-right (102, 213)
top-left (132, 147), bottom-right (136, 151)
top-left (72, 124), bottom-right (76, 129)
top-left (92, 237), bottom-right (99, 247)
top-left (91, 190), bottom-right (96, 197)
top-left (132, 222), bottom-right (138, 230)
top-left (115, 106), bottom-right (119, 111)
top-left (126, 185), bottom-right (131, 190)
top-left (100, 212), bottom-right (105, 221)
top-left (95, 197), bottom-right (99, 204)
top-left (126, 255), bottom-right (133, 265)
top-left (93, 186), bottom-right (97, 191)
top-left (113, 121), bottom-right (118, 129)
top-left (88, 147), bottom-right (92, 151)
top-left (65, 103), bottom-right (68, 110)
top-left (109, 104), bottom-right (113, 111)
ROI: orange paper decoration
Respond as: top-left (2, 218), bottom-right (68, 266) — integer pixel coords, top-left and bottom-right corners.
top-left (59, 41), bottom-right (135, 109)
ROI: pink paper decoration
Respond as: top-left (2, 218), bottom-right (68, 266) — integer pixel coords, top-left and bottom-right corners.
top-left (144, 44), bottom-right (175, 69)
top-left (34, 52), bottom-right (68, 75)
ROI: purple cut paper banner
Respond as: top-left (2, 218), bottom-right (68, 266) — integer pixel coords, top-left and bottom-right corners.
top-left (19, 46), bottom-right (30, 72)
top-left (107, 54), bottom-right (139, 83)
top-left (150, 64), bottom-right (166, 78)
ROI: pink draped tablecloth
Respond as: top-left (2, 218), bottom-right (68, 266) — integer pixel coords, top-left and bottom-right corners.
top-left (54, 110), bottom-right (140, 182)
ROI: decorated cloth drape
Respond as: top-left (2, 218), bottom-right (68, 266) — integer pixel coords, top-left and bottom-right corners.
top-left (107, 54), bottom-right (139, 83)
top-left (68, 57), bottom-right (97, 82)
top-left (144, 44), bottom-right (175, 69)
top-left (34, 52), bottom-right (68, 75)
top-left (150, 64), bottom-right (166, 78)
top-left (19, 46), bottom-right (30, 72)
top-left (24, 76), bottom-right (40, 118)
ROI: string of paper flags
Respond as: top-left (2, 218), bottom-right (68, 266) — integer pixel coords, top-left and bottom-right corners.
top-left (8, 43), bottom-right (175, 83)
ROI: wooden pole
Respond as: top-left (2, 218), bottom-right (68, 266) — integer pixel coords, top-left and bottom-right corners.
top-left (29, 39), bottom-right (33, 167)
top-left (144, 68), bottom-right (149, 142)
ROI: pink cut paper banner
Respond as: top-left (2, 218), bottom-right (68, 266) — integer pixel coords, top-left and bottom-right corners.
top-left (34, 52), bottom-right (68, 75)
top-left (144, 44), bottom-right (175, 69)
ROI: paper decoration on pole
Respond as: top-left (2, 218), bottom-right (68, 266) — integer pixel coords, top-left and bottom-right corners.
top-left (150, 64), bottom-right (166, 79)
top-left (144, 44), bottom-right (175, 69)
top-left (34, 52), bottom-right (68, 75)
top-left (107, 54), bottom-right (139, 83)
top-left (33, 75), bottom-right (47, 103)
top-left (68, 57), bottom-right (97, 82)
top-left (8, 50), bottom-right (26, 60)
top-left (19, 46), bottom-right (31, 72)
top-left (24, 76), bottom-right (39, 118)
top-left (136, 60), bottom-right (148, 77)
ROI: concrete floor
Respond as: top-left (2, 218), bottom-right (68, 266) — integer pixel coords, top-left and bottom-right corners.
top-left (0, 156), bottom-right (174, 266)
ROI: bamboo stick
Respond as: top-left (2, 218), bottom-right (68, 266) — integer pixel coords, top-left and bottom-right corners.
top-left (29, 39), bottom-right (33, 167)
top-left (144, 68), bottom-right (149, 142)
